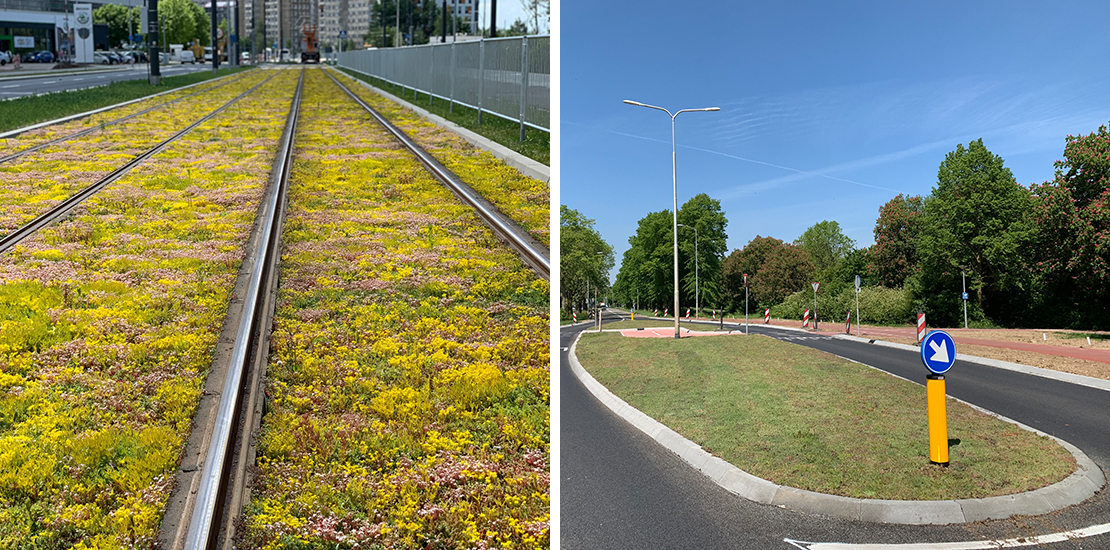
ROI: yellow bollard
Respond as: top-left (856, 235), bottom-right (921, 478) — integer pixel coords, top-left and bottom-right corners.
top-left (927, 374), bottom-right (949, 465)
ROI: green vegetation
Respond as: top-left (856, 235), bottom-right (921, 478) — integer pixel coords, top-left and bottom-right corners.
top-left (561, 206), bottom-right (614, 318)
top-left (338, 67), bottom-right (549, 165)
top-left (0, 66), bottom-right (253, 134)
top-left (576, 332), bottom-right (1075, 500)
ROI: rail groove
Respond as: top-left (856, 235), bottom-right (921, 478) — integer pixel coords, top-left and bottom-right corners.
top-left (0, 71), bottom-right (250, 165)
top-left (179, 68), bottom-right (304, 550)
top-left (0, 70), bottom-right (279, 255)
top-left (322, 68), bottom-right (551, 280)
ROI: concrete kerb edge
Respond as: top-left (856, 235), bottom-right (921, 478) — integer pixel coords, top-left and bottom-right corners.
top-left (0, 69), bottom-right (245, 139)
top-left (567, 330), bottom-right (1105, 524)
top-left (833, 333), bottom-right (1110, 393)
top-left (332, 66), bottom-right (550, 183)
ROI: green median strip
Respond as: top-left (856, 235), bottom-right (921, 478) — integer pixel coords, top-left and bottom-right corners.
top-left (575, 332), bottom-right (1075, 501)
top-left (0, 66), bottom-right (254, 134)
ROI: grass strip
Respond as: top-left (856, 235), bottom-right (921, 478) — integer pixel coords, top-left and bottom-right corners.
top-left (575, 332), bottom-right (1075, 501)
top-left (0, 69), bottom-right (298, 548)
top-left (338, 67), bottom-right (549, 166)
top-left (243, 70), bottom-right (548, 550)
top-left (0, 66), bottom-right (255, 134)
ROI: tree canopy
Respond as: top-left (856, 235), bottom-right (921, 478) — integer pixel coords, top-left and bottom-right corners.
top-left (560, 206), bottom-right (614, 314)
top-left (794, 220), bottom-right (855, 279)
top-left (93, 5), bottom-right (140, 48)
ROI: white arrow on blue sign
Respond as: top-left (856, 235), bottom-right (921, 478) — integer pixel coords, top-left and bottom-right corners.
top-left (921, 330), bottom-right (957, 374)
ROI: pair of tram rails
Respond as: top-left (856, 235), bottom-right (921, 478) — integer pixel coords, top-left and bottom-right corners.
top-left (0, 67), bottom-right (550, 549)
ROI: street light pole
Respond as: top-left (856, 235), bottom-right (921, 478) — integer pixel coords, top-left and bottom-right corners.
top-left (960, 265), bottom-right (968, 329)
top-left (677, 223), bottom-right (698, 320)
top-left (624, 99), bottom-right (719, 339)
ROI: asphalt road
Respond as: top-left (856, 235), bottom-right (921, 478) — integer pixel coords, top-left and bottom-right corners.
top-left (0, 64), bottom-right (212, 99)
top-left (561, 311), bottom-right (1110, 549)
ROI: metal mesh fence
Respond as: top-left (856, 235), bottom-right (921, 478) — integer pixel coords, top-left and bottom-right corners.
top-left (338, 35), bottom-right (549, 133)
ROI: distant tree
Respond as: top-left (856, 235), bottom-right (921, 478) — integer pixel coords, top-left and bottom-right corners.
top-left (519, 0), bottom-right (549, 33)
top-left (913, 139), bottom-right (1035, 326)
top-left (613, 211), bottom-right (674, 311)
top-left (870, 194), bottom-right (925, 288)
top-left (93, 5), bottom-right (140, 48)
top-left (157, 0), bottom-right (198, 46)
top-left (752, 244), bottom-right (815, 309)
top-left (561, 206), bottom-right (614, 315)
top-left (1027, 123), bottom-right (1110, 328)
top-left (503, 18), bottom-right (530, 36)
top-left (794, 220), bottom-right (855, 280)
top-left (189, 1), bottom-right (210, 46)
top-left (721, 236), bottom-right (814, 310)
top-left (676, 194), bottom-right (728, 311)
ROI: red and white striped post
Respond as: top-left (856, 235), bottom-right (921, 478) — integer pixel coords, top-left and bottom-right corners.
top-left (917, 311), bottom-right (926, 343)
top-left (654, 308), bottom-right (658, 317)
top-left (712, 310), bottom-right (716, 319)
top-left (845, 309), bottom-right (852, 334)
top-left (764, 308), bottom-right (770, 324)
top-left (664, 307), bottom-right (669, 317)
top-left (573, 311), bottom-right (577, 323)
top-left (803, 309), bottom-right (811, 328)
top-left (685, 308), bottom-right (691, 319)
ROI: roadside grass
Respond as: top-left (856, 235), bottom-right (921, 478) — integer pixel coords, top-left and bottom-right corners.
top-left (338, 67), bottom-right (549, 166)
top-left (575, 332), bottom-right (1075, 501)
top-left (0, 66), bottom-right (254, 133)
top-left (599, 319), bottom-right (718, 330)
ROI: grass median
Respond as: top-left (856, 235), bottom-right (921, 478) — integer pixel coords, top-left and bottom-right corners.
top-left (0, 66), bottom-right (254, 133)
top-left (574, 332), bottom-right (1075, 501)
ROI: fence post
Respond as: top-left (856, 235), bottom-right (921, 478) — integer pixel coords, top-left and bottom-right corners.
top-left (450, 41), bottom-right (456, 114)
top-left (519, 36), bottom-right (529, 142)
top-left (429, 44), bottom-right (435, 106)
top-left (477, 39), bottom-right (485, 124)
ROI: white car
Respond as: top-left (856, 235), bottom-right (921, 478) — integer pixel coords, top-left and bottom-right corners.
top-left (0, 51), bottom-right (11, 65)
top-left (179, 50), bottom-right (196, 64)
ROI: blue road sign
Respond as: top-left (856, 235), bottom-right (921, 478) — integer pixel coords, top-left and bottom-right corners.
top-left (339, 30), bottom-right (347, 38)
top-left (921, 330), bottom-right (957, 375)
top-left (962, 292), bottom-right (969, 300)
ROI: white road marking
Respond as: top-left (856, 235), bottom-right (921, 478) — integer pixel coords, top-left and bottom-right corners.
top-left (73, 78), bottom-right (84, 81)
top-left (784, 522), bottom-right (1110, 549)
top-left (0, 84), bottom-right (18, 89)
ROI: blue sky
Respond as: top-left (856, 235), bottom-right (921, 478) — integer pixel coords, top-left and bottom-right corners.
top-left (560, 1), bottom-right (1110, 283)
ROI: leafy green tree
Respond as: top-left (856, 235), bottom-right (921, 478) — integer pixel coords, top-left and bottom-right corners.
top-left (913, 139), bottom-right (1036, 326)
top-left (157, 0), bottom-right (205, 46)
top-left (612, 211), bottom-right (674, 311)
top-left (560, 206), bottom-right (614, 316)
top-left (1028, 123), bottom-right (1110, 328)
top-left (93, 5), bottom-right (141, 48)
top-left (188, 1), bottom-right (210, 46)
top-left (676, 193), bottom-right (728, 311)
top-left (794, 220), bottom-right (855, 279)
top-left (721, 236), bottom-right (814, 310)
top-left (870, 194), bottom-right (925, 288)
top-left (503, 18), bottom-right (530, 36)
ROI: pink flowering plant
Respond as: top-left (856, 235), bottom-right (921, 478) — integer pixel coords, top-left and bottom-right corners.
top-left (0, 68), bottom-right (299, 549)
top-left (243, 70), bottom-right (549, 550)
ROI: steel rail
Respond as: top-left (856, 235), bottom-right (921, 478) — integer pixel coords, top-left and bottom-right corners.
top-left (0, 71), bottom-right (280, 256)
top-left (322, 68), bottom-right (551, 280)
top-left (0, 71), bottom-right (252, 165)
top-left (181, 68), bottom-right (304, 550)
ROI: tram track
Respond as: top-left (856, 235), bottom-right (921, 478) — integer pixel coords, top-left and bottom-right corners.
top-left (0, 70), bottom-right (279, 255)
top-left (0, 71), bottom-right (252, 166)
top-left (163, 67), bottom-right (549, 549)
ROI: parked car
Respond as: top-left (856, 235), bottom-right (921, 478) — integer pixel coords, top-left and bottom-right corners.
top-left (241, 51), bottom-right (251, 64)
top-left (0, 51), bottom-right (10, 66)
top-left (92, 51), bottom-right (109, 64)
top-left (106, 52), bottom-right (124, 64)
top-left (179, 50), bottom-right (196, 64)
top-left (27, 50), bottom-right (55, 63)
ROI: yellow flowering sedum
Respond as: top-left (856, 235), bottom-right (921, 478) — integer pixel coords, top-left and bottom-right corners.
top-left (244, 69), bottom-right (549, 550)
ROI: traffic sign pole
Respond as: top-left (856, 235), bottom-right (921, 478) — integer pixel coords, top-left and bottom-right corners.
top-left (927, 374), bottom-right (949, 465)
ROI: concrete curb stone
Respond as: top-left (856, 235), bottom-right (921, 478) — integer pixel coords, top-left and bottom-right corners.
top-left (567, 330), bottom-right (1105, 524)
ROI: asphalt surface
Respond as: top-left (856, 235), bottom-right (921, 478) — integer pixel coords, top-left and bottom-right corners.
top-left (0, 64), bottom-right (212, 98)
top-left (561, 311), bottom-right (1110, 549)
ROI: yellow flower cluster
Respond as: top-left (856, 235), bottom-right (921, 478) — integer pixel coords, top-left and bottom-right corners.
top-left (330, 69), bottom-right (550, 248)
top-left (244, 69), bottom-right (549, 550)
top-left (0, 68), bottom-right (300, 548)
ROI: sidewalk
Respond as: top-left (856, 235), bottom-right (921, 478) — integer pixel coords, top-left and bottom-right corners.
top-left (734, 317), bottom-right (1110, 366)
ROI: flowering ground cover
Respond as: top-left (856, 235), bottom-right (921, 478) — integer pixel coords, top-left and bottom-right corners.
top-left (0, 70), bottom-right (253, 157)
top-left (0, 69), bottom-right (272, 234)
top-left (242, 69), bottom-right (549, 550)
top-left (330, 70), bottom-right (549, 248)
top-left (0, 68), bottom-right (300, 549)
